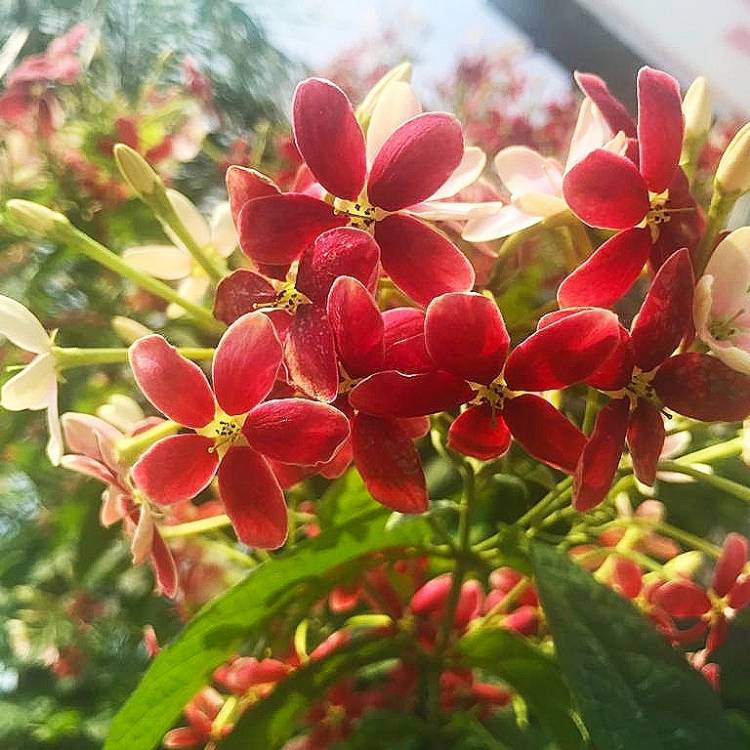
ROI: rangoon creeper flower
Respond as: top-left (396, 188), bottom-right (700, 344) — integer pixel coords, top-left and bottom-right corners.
top-left (694, 227), bottom-right (750, 374)
top-left (0, 295), bottom-right (62, 464)
top-left (128, 312), bottom-right (350, 548)
top-left (123, 191), bottom-right (236, 317)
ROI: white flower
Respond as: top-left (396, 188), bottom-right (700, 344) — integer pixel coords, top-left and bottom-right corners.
top-left (694, 226), bottom-right (750, 374)
top-left (123, 190), bottom-right (236, 318)
top-left (0, 295), bottom-right (62, 464)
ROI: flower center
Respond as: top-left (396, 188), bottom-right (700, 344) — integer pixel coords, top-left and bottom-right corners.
top-left (469, 377), bottom-right (507, 410)
top-left (645, 194), bottom-right (695, 241)
top-left (275, 282), bottom-right (310, 313)
top-left (332, 197), bottom-right (383, 232)
top-left (709, 309), bottom-right (745, 341)
top-left (198, 409), bottom-right (245, 458)
top-left (625, 368), bottom-right (659, 406)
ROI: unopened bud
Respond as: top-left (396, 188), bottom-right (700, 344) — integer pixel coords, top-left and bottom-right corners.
top-left (112, 315), bottom-right (152, 344)
top-left (6, 199), bottom-right (69, 235)
top-left (344, 613), bottom-right (393, 630)
top-left (113, 143), bottom-right (160, 198)
top-left (357, 61), bottom-right (412, 127)
top-left (682, 77), bottom-right (712, 139)
top-left (716, 122), bottom-right (750, 194)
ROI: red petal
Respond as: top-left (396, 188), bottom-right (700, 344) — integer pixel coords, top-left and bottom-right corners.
top-left (383, 307), bottom-right (425, 347)
top-left (729, 576), bottom-right (750, 609)
top-left (129, 335), bottom-right (214, 428)
top-left (652, 579), bottom-right (711, 618)
top-left (150, 530), bottom-right (178, 598)
top-left (630, 248), bottom-right (693, 371)
top-left (383, 334), bottom-right (434, 374)
top-left (284, 305), bottom-right (338, 402)
top-left (243, 399), bottom-right (349, 465)
top-left (132, 434), bottom-right (218, 504)
top-left (326, 276), bottom-right (384, 378)
top-left (213, 312), bottom-right (282, 415)
top-left (637, 67), bottom-right (684, 194)
top-left (575, 71), bottom-right (636, 137)
top-left (296, 227), bottom-right (380, 304)
top-left (447, 404), bottom-right (511, 460)
top-left (213, 269), bottom-right (277, 325)
top-left (376, 214), bottom-right (475, 306)
top-left (587, 325), bottom-right (635, 390)
top-left (349, 370), bottom-right (473, 418)
top-left (226, 166), bottom-right (279, 224)
top-left (713, 533), bottom-right (748, 597)
top-left (503, 394), bottom-right (586, 474)
top-left (653, 353), bottom-right (750, 422)
top-left (557, 227), bottom-right (653, 309)
top-left (292, 78), bottom-right (366, 200)
top-left (352, 413), bottom-right (427, 513)
top-left (573, 398), bottom-right (629, 511)
top-left (218, 446), bottom-right (287, 549)
top-left (626, 401), bottom-right (665, 486)
top-left (563, 150), bottom-right (649, 229)
top-left (504, 309), bottom-right (620, 391)
top-left (368, 112), bottom-right (464, 211)
top-left (612, 556), bottom-right (643, 599)
top-left (238, 193), bottom-right (346, 265)
top-left (425, 292), bottom-right (509, 384)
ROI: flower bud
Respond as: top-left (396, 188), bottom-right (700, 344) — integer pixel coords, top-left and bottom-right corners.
top-left (113, 143), bottom-right (160, 197)
top-left (716, 122), bottom-right (750, 194)
top-left (6, 199), bottom-right (69, 234)
top-left (357, 61), bottom-right (412, 127)
top-left (112, 315), bottom-right (152, 344)
top-left (682, 76), bottom-right (712, 139)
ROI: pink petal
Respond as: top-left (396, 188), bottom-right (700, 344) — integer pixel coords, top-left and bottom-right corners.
top-left (368, 112), bottom-right (464, 212)
top-left (226, 166), bottom-right (279, 224)
top-left (61, 412), bottom-right (122, 460)
top-left (218, 446), bottom-right (288, 549)
top-left (129, 335), bottom-right (214, 428)
top-left (653, 353), bottom-right (750, 421)
top-left (213, 312), bottom-right (281, 416)
top-left (326, 276), bottom-right (384, 378)
top-left (574, 72), bottom-right (637, 137)
top-left (424, 292), bottom-right (509, 384)
top-left (292, 78), bottom-right (366, 200)
top-left (213, 269), bottom-right (276, 325)
top-left (60, 454), bottom-right (117, 485)
top-left (284, 305), bottom-right (338, 402)
top-left (563, 150), bottom-right (649, 229)
top-left (352, 413), bottom-right (427, 513)
top-left (557, 227), bottom-right (653, 309)
top-left (504, 309), bottom-right (620, 391)
top-left (132, 434), bottom-right (218, 504)
top-left (376, 213), bottom-right (475, 306)
top-left (637, 67), bottom-right (684, 194)
top-left (382, 307), bottom-right (426, 347)
top-left (238, 193), bottom-right (346, 265)
top-left (349, 370), bottom-right (473, 418)
top-left (626, 401), bottom-right (665, 486)
top-left (296, 227), bottom-right (380, 305)
top-left (573, 398), bottom-right (630, 511)
top-left (150, 529), bottom-right (178, 598)
top-left (243, 399), bottom-right (349, 465)
top-left (447, 404), bottom-right (511, 460)
top-left (503, 394), bottom-right (586, 474)
top-left (713, 533), bottom-right (748, 597)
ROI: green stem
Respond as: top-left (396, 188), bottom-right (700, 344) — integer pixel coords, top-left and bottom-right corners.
top-left (117, 420), bottom-right (180, 463)
top-left (658, 460), bottom-right (750, 503)
top-left (693, 188), bottom-right (737, 275)
top-left (518, 477), bottom-right (574, 527)
top-left (582, 388), bottom-right (599, 436)
top-left (672, 435), bottom-right (742, 465)
top-left (160, 514), bottom-right (232, 539)
top-left (53, 346), bottom-right (214, 370)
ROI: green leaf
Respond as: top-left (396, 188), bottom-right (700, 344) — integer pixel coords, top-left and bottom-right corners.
top-left (532, 543), bottom-right (742, 750)
top-left (459, 629), bottom-right (583, 750)
top-left (316, 469), bottom-right (382, 529)
top-left (105, 509), bottom-right (429, 750)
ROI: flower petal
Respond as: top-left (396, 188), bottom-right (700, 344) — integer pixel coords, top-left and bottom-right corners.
top-left (60, 454), bottom-right (116, 485)
top-left (129, 335), bottom-right (214, 428)
top-left (651, 579), bottom-right (711, 619)
top-left (0, 294), bottom-right (49, 353)
top-left (565, 97), bottom-right (612, 172)
top-left (218, 446), bottom-right (287, 548)
top-left (429, 146), bottom-right (487, 200)
top-left (563, 150), bottom-right (649, 229)
top-left (383, 334), bottom-right (434, 374)
top-left (238, 193), bottom-right (346, 265)
top-left (703, 226), bottom-right (750, 322)
top-left (349, 370), bottom-right (473, 418)
top-left (653, 353), bottom-right (750, 421)
top-left (504, 309), bottom-right (620, 391)
top-left (213, 269), bottom-right (277, 325)
top-left (45, 383), bottom-right (63, 466)
top-left (366, 80), bottom-right (422, 166)
top-left (382, 308), bottom-right (425, 347)
top-left (292, 78), bottom-right (366, 200)
top-left (244, 399), bottom-right (349, 465)
top-left (352, 413), bottom-right (427, 513)
top-left (557, 227), bottom-right (652, 309)
top-left (132, 434), bottom-right (218, 504)
top-left (226, 165), bottom-right (279, 224)
top-left (425, 292), bottom-right (508, 384)
top-left (1, 353), bottom-right (56, 411)
top-left (713, 533), bottom-right (748, 597)
top-left (637, 67), bottom-right (684, 194)
top-left (150, 529), bottom-right (178, 598)
top-left (626, 401), bottom-right (665, 486)
top-left (461, 203), bottom-right (541, 242)
top-left (165, 189), bottom-right (210, 248)
top-left (368, 112), bottom-right (464, 212)
top-left (210, 202), bottom-right (238, 257)
top-left (573, 398), bottom-right (630, 511)
top-left (213, 311), bottom-right (281, 415)
top-left (376, 213), bottom-right (475, 306)
top-left (574, 72), bottom-right (637, 137)
top-left (447, 404), bottom-right (511, 460)
top-left (123, 244), bottom-right (192, 281)
top-left (494, 146), bottom-right (560, 197)
top-left (327, 276), bottom-right (384, 378)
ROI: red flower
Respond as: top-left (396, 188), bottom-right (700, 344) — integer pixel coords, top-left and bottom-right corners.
top-left (227, 78), bottom-right (475, 306)
top-left (128, 313), bottom-right (349, 548)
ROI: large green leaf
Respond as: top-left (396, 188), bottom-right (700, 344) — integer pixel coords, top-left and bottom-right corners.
top-left (105, 508), bottom-right (429, 750)
top-left (459, 629), bottom-right (583, 750)
top-left (532, 543), bottom-right (742, 750)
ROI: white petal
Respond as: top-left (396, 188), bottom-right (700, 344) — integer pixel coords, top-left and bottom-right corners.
top-left (704, 227), bottom-right (750, 320)
top-left (1, 353), bottom-right (56, 411)
top-left (565, 98), bottom-right (612, 172)
top-left (123, 245), bottom-right (192, 281)
top-left (408, 200), bottom-right (499, 221)
top-left (166, 275), bottom-right (210, 319)
top-left (511, 192), bottom-right (567, 218)
top-left (165, 189), bottom-right (211, 248)
top-left (209, 202), bottom-right (238, 258)
top-left (46, 383), bottom-right (63, 466)
top-left (101, 489), bottom-right (128, 527)
top-left (661, 430), bottom-right (692, 460)
top-left (711, 343), bottom-right (750, 375)
top-left (462, 204), bottom-right (542, 242)
top-left (602, 131), bottom-right (628, 156)
top-left (429, 147), bottom-right (487, 201)
top-left (0, 295), bottom-right (49, 354)
top-left (366, 81), bottom-right (422, 165)
top-left (97, 394), bottom-right (144, 433)
top-left (494, 146), bottom-right (560, 197)
top-left (693, 275), bottom-right (714, 340)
